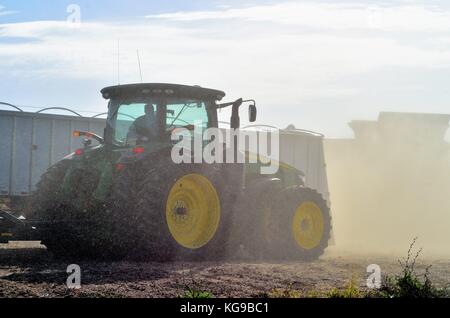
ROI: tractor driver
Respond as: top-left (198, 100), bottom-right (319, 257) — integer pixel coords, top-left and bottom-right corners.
top-left (127, 103), bottom-right (158, 142)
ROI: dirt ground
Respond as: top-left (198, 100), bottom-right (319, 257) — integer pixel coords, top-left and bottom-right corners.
top-left (0, 242), bottom-right (449, 298)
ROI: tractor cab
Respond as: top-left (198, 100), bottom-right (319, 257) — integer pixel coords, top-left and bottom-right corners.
top-left (101, 83), bottom-right (256, 147)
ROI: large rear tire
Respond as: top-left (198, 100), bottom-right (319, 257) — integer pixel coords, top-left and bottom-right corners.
top-left (29, 161), bottom-right (112, 259)
top-left (112, 154), bottom-right (239, 261)
top-left (27, 161), bottom-right (76, 258)
top-left (27, 161), bottom-right (71, 221)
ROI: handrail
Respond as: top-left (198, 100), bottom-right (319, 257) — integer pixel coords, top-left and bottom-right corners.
top-left (242, 124), bottom-right (324, 137)
top-left (0, 102), bottom-right (24, 112)
top-left (36, 107), bottom-right (83, 117)
top-left (242, 124), bottom-right (279, 130)
top-left (284, 128), bottom-right (324, 137)
top-left (92, 113), bottom-right (108, 118)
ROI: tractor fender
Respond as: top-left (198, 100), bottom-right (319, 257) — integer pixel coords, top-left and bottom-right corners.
top-left (115, 143), bottom-right (172, 165)
top-left (233, 177), bottom-right (283, 214)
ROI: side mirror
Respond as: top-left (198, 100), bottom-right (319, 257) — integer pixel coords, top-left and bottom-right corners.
top-left (249, 104), bottom-right (257, 122)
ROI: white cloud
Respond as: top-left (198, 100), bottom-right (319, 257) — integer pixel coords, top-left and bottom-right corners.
top-left (148, 2), bottom-right (450, 32)
top-left (0, 5), bottom-right (16, 17)
top-left (1, 11), bottom-right (449, 87)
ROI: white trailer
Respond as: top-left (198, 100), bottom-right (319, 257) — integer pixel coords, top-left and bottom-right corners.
top-left (279, 128), bottom-right (330, 203)
top-left (241, 125), bottom-right (330, 203)
top-left (0, 109), bottom-right (105, 198)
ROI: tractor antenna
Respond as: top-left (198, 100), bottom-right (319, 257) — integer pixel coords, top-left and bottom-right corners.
top-left (117, 39), bottom-right (121, 85)
top-left (137, 49), bottom-right (143, 83)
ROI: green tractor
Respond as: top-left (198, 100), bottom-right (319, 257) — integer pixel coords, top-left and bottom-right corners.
top-left (27, 83), bottom-right (331, 261)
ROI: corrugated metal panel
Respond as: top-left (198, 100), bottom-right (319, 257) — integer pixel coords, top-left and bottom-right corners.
top-left (52, 119), bottom-right (72, 164)
top-left (12, 117), bottom-right (33, 196)
top-left (31, 118), bottom-right (52, 190)
top-left (0, 116), bottom-right (13, 196)
top-left (0, 110), bottom-right (106, 196)
top-left (279, 130), bottom-right (329, 202)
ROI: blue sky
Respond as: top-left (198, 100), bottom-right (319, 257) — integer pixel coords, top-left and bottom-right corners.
top-left (0, 1), bottom-right (224, 22)
top-left (2, 0), bottom-right (450, 137)
top-left (0, 0), bottom-right (283, 22)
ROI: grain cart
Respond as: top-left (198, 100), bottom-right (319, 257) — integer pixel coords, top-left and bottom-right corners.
top-left (0, 83), bottom-right (331, 261)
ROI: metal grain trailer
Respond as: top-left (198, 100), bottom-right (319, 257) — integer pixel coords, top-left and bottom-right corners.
top-left (0, 108), bottom-right (106, 207)
top-left (278, 127), bottom-right (330, 204)
top-left (241, 125), bottom-right (330, 204)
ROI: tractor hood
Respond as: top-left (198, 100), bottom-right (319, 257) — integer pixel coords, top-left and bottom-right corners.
top-left (101, 83), bottom-right (226, 101)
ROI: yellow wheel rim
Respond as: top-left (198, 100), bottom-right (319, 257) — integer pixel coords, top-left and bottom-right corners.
top-left (292, 201), bottom-right (324, 250)
top-left (166, 174), bottom-right (221, 249)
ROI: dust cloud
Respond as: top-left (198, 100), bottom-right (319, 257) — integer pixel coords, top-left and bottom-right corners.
top-left (324, 112), bottom-right (450, 257)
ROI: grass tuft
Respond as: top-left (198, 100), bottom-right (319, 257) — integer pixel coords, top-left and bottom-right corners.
top-left (181, 281), bottom-right (214, 299)
top-left (378, 238), bottom-right (448, 298)
top-left (267, 238), bottom-right (449, 299)
top-left (326, 275), bottom-right (363, 298)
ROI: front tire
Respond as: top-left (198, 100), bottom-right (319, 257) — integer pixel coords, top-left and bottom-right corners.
top-left (240, 185), bottom-right (331, 261)
top-left (266, 187), bottom-right (331, 261)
